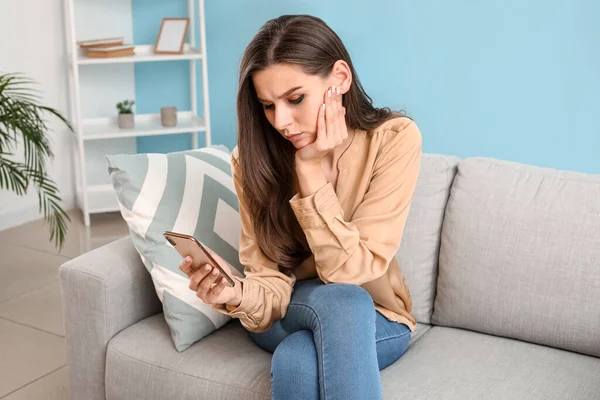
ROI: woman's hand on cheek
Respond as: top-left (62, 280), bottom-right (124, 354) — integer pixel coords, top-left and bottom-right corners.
top-left (295, 85), bottom-right (347, 166)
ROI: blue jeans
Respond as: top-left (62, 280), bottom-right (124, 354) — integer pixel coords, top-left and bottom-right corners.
top-left (249, 279), bottom-right (411, 400)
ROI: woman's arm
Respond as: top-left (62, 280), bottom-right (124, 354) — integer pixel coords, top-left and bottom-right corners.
top-left (291, 120), bottom-right (422, 285)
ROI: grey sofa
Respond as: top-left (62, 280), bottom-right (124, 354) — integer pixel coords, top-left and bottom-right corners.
top-left (60, 154), bottom-right (600, 400)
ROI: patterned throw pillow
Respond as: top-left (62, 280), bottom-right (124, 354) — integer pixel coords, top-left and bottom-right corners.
top-left (106, 146), bottom-right (244, 352)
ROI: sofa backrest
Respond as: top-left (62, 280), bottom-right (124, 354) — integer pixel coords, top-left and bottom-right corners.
top-left (432, 157), bottom-right (600, 357)
top-left (396, 153), bottom-right (460, 325)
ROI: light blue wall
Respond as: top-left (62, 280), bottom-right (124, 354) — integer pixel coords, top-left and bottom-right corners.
top-left (133, 0), bottom-right (600, 174)
top-left (132, 0), bottom-right (200, 154)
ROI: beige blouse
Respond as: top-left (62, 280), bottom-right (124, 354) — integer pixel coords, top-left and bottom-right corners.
top-left (213, 116), bottom-right (423, 333)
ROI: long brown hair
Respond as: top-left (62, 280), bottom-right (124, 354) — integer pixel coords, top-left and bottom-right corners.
top-left (236, 14), bottom-right (403, 268)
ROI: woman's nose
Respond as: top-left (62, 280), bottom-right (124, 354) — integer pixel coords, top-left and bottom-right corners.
top-left (274, 107), bottom-right (293, 131)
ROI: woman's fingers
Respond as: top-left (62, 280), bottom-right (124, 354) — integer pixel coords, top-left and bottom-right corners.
top-left (179, 256), bottom-right (193, 277)
top-left (312, 85), bottom-right (347, 156)
top-left (335, 87), bottom-right (347, 144)
top-left (314, 92), bottom-right (326, 152)
top-left (317, 101), bottom-right (326, 141)
top-left (325, 86), bottom-right (337, 148)
top-left (328, 85), bottom-right (347, 147)
top-left (186, 262), bottom-right (231, 305)
top-left (189, 264), bottom-right (212, 291)
top-left (195, 266), bottom-right (221, 299)
top-left (205, 277), bottom-right (227, 302)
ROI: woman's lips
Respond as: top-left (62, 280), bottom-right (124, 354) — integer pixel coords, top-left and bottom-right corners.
top-left (286, 133), bottom-right (303, 142)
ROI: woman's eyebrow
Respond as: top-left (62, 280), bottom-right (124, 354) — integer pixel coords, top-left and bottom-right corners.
top-left (257, 86), bottom-right (303, 102)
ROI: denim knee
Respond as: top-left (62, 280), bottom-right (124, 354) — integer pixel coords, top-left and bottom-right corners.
top-left (294, 280), bottom-right (376, 324)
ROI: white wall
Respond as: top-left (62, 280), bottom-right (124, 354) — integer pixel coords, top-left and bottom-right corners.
top-left (0, 0), bottom-right (75, 230)
top-left (0, 0), bottom-right (137, 230)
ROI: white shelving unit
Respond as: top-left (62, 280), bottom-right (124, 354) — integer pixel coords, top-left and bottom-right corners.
top-left (76, 44), bottom-right (203, 66)
top-left (63, 0), bottom-right (211, 227)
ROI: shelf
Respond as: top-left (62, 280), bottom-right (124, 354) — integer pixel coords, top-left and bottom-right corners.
top-left (77, 44), bottom-right (202, 65)
top-left (66, 0), bottom-right (211, 227)
top-left (81, 111), bottom-right (206, 140)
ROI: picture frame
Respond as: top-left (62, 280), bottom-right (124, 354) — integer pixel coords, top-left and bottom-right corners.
top-left (154, 18), bottom-right (190, 55)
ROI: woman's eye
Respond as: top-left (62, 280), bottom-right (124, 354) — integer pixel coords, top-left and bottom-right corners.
top-left (262, 95), bottom-right (303, 111)
top-left (289, 95), bottom-right (304, 105)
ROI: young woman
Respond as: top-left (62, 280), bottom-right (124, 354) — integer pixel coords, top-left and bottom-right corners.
top-left (179, 14), bottom-right (422, 400)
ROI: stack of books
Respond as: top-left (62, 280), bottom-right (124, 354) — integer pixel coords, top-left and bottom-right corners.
top-left (77, 37), bottom-right (135, 58)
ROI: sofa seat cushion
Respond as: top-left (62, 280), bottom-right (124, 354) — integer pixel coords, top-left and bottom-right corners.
top-left (106, 314), bottom-right (432, 400)
top-left (382, 327), bottom-right (600, 400)
top-left (106, 314), bottom-right (271, 400)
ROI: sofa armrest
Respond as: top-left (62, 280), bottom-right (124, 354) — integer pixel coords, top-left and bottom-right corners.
top-left (59, 235), bottom-right (162, 400)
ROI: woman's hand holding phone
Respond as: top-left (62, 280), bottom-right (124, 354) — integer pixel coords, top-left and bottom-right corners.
top-left (179, 253), bottom-right (241, 307)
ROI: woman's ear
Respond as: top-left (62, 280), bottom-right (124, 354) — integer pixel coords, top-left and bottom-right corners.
top-left (331, 60), bottom-right (352, 94)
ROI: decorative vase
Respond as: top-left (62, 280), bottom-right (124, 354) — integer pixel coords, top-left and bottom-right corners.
top-left (161, 106), bottom-right (177, 127)
top-left (118, 113), bottom-right (135, 129)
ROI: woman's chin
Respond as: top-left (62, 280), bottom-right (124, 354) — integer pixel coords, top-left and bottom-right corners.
top-left (291, 135), bottom-right (314, 149)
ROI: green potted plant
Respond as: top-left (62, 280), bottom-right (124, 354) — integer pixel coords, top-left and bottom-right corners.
top-left (116, 99), bottom-right (135, 129)
top-left (0, 72), bottom-right (72, 250)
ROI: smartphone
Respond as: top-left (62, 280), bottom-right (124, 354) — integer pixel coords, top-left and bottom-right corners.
top-left (163, 231), bottom-right (235, 287)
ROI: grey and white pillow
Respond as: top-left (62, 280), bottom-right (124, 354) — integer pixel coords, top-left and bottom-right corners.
top-left (106, 145), bottom-right (244, 351)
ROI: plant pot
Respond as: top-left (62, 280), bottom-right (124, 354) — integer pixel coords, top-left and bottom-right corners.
top-left (161, 106), bottom-right (177, 127)
top-left (118, 113), bottom-right (135, 129)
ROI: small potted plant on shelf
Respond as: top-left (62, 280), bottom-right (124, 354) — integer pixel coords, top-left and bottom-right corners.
top-left (116, 99), bottom-right (135, 129)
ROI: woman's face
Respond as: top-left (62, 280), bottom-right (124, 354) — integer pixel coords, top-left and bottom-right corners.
top-left (252, 63), bottom-right (332, 149)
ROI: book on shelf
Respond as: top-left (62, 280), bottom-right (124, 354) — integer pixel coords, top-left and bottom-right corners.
top-left (77, 37), bottom-right (125, 49)
top-left (86, 45), bottom-right (135, 58)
